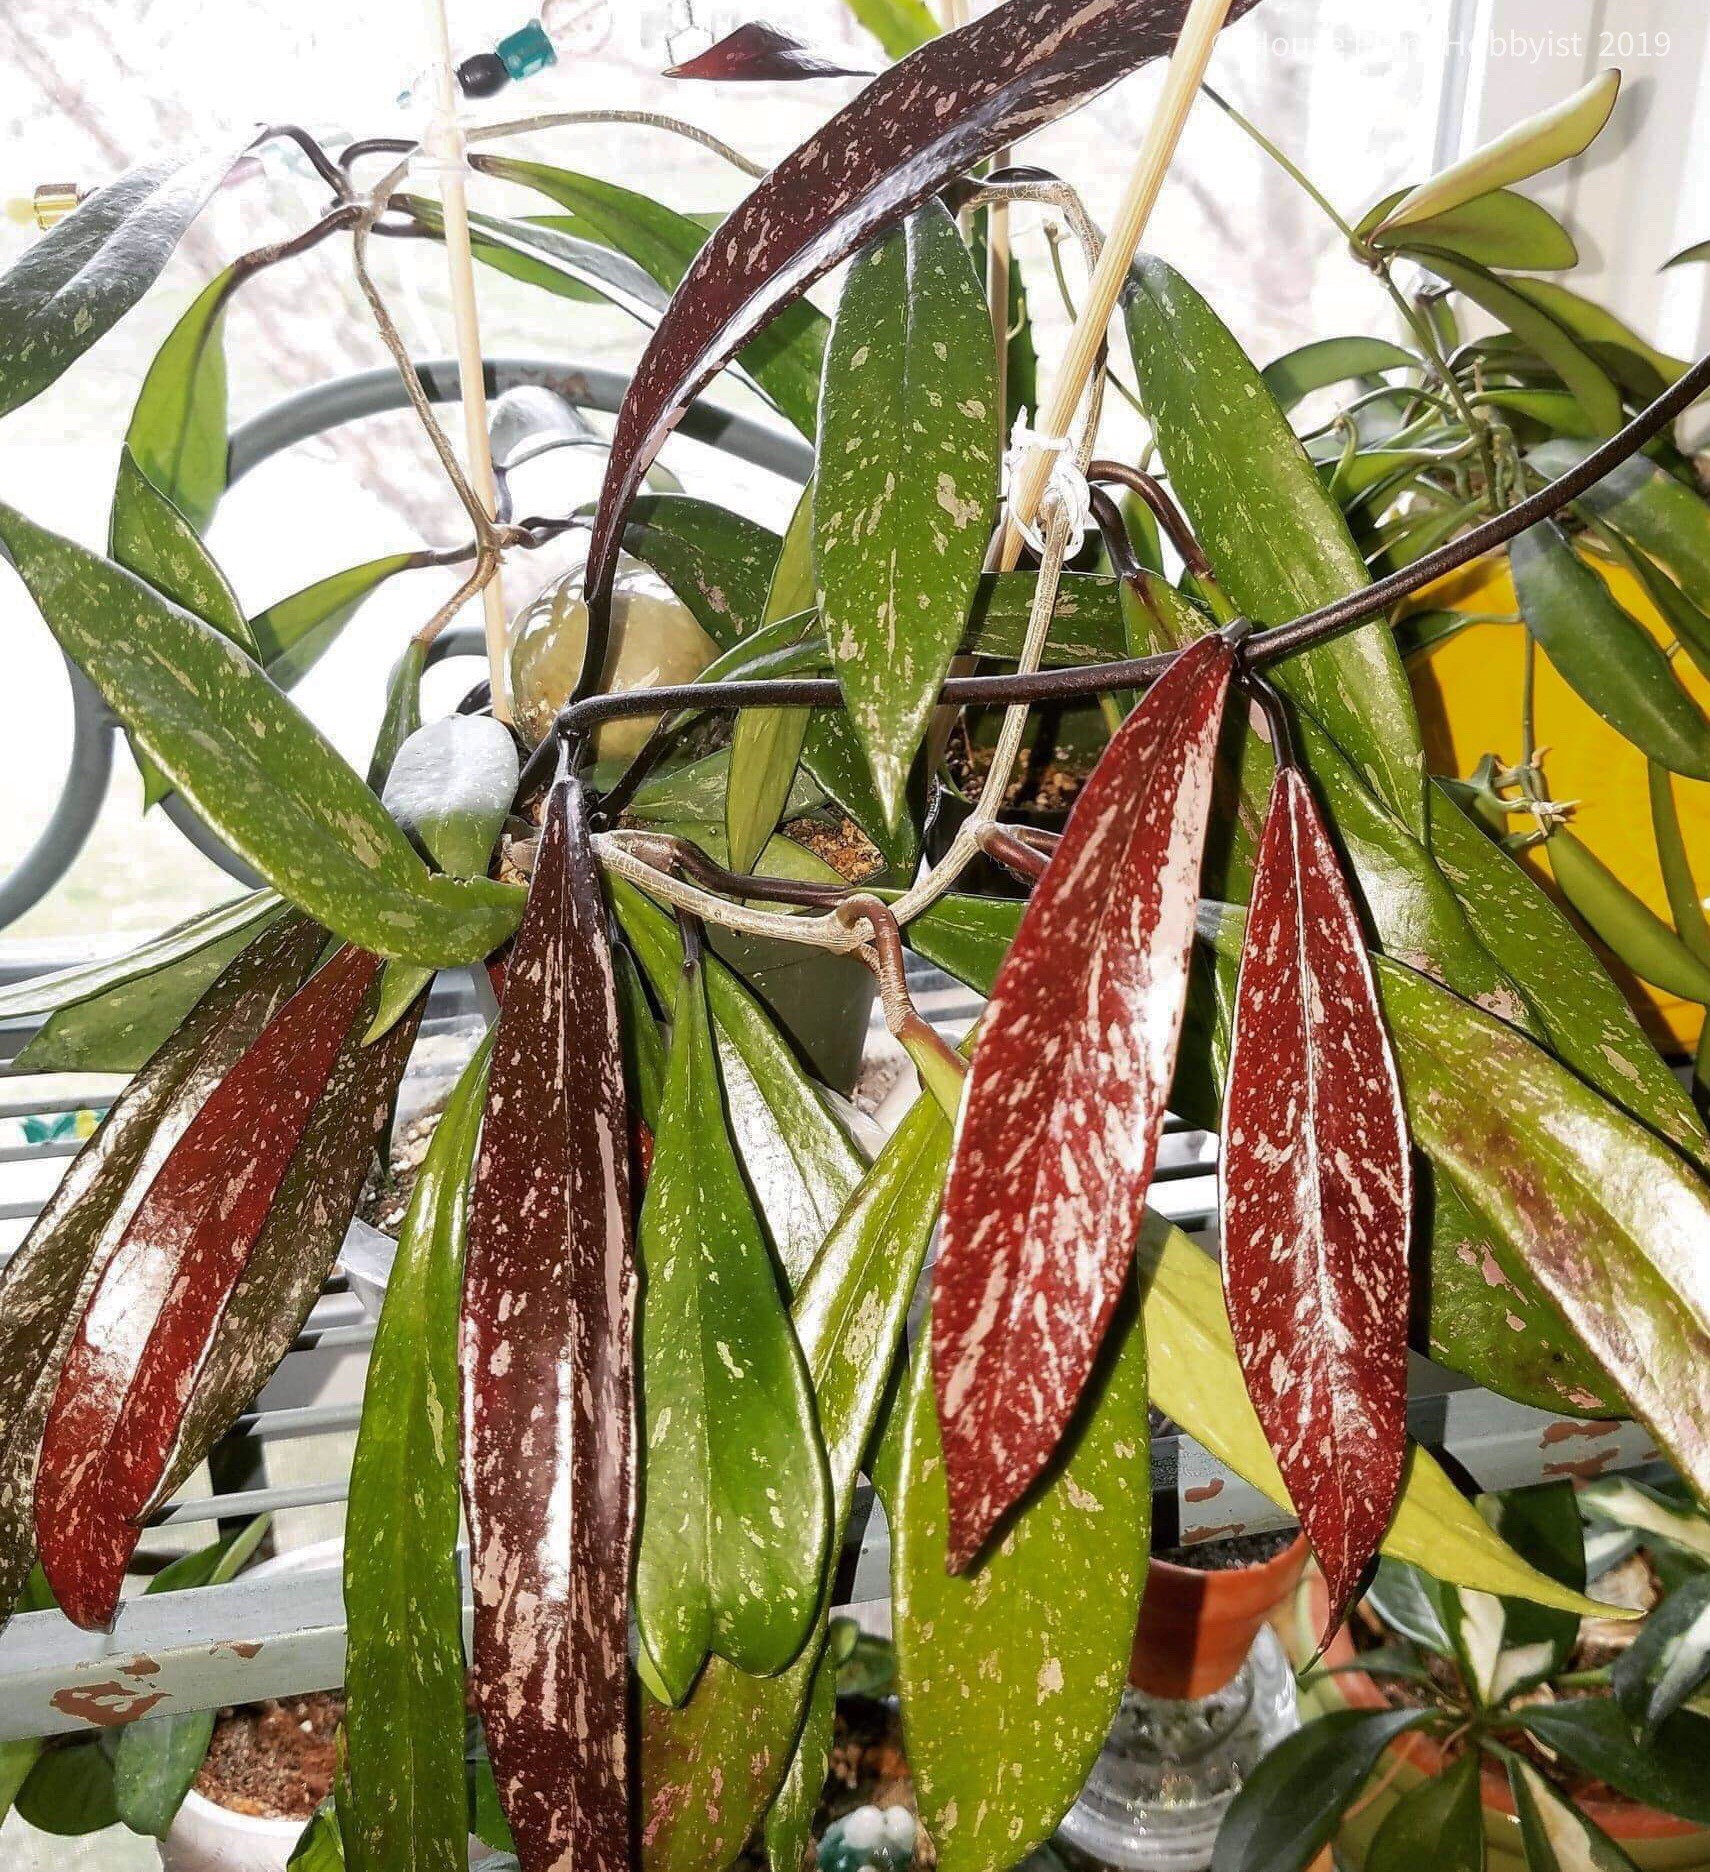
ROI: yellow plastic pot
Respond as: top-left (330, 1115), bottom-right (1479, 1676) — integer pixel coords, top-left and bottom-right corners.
top-left (1281, 1574), bottom-right (1710, 1870)
top-left (1407, 553), bottom-right (1710, 1054)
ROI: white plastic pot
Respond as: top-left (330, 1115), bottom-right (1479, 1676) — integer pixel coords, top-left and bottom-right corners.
top-left (156, 1541), bottom-right (338, 1872)
top-left (155, 1542), bottom-right (497, 1872)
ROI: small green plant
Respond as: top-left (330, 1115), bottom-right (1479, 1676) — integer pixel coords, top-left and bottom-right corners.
top-left (1218, 1477), bottom-right (1710, 1870)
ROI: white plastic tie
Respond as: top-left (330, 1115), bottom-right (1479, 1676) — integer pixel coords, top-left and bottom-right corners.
top-left (1003, 408), bottom-right (1092, 560)
top-left (411, 86), bottom-right (470, 185)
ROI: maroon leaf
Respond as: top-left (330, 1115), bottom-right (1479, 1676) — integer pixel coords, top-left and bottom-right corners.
top-left (34, 943), bottom-right (382, 1630)
top-left (1221, 764), bottom-right (1412, 1636)
top-left (0, 914), bottom-right (322, 1623)
top-left (932, 634), bottom-right (1236, 1571)
top-left (146, 986), bottom-right (426, 1512)
top-left (584, 0), bottom-right (1263, 617)
top-left (665, 23), bottom-right (873, 81)
top-left (461, 772), bottom-right (636, 1872)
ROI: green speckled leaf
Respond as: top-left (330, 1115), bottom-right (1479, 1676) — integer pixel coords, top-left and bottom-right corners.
top-left (110, 447), bottom-right (258, 808)
top-left (816, 200), bottom-right (999, 827)
top-left (612, 879), bottom-right (864, 1287)
top-left (1123, 255), bottom-right (1426, 837)
top-left (0, 504), bottom-right (521, 968)
top-left (641, 1081), bottom-right (953, 1872)
top-left (1426, 783), bottom-right (1709, 1172)
top-left (0, 141), bottom-right (246, 418)
top-left (124, 267), bottom-right (233, 532)
top-left (636, 949), bottom-right (831, 1698)
top-left (619, 495), bottom-right (783, 647)
top-left (344, 1035), bottom-right (492, 1872)
top-left (894, 1297), bottom-right (1148, 1872)
top-left (762, 1624), bottom-right (846, 1872)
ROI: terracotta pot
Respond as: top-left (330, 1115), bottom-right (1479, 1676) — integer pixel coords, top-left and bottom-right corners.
top-left (1128, 1534), bottom-right (1309, 1700)
top-left (1285, 1570), bottom-right (1710, 1871)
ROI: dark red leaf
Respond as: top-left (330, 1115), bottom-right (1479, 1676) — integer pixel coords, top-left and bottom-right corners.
top-left (35, 943), bottom-right (382, 1630)
top-left (584, 0), bottom-right (1263, 616)
top-left (1222, 764), bottom-right (1412, 1636)
top-left (932, 634), bottom-right (1235, 1571)
top-left (665, 23), bottom-right (872, 81)
top-left (461, 773), bottom-right (636, 1872)
top-left (146, 986), bottom-right (426, 1512)
top-left (0, 914), bottom-right (322, 1623)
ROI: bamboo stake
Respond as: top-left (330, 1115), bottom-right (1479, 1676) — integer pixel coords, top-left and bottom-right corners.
top-left (423, 0), bottom-right (513, 721)
top-left (998, 0), bottom-right (1232, 570)
top-left (988, 147), bottom-right (1012, 419)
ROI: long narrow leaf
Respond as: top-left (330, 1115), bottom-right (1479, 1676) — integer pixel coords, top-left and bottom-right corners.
top-left (1223, 764), bottom-right (1411, 1634)
top-left (35, 943), bottom-right (382, 1627)
top-left (0, 917), bottom-right (317, 1622)
top-left (462, 774), bottom-right (635, 1872)
top-left (345, 1035), bottom-right (492, 1872)
top-left (933, 635), bottom-right (1233, 1569)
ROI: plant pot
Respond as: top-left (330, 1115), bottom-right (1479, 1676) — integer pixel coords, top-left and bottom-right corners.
top-left (1283, 1571), bottom-right (1710, 1871)
top-left (157, 1542), bottom-right (490, 1872)
top-left (1128, 1535), bottom-right (1310, 1701)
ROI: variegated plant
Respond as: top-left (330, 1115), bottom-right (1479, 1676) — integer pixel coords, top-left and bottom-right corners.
top-left (0, 6), bottom-right (1708, 1869)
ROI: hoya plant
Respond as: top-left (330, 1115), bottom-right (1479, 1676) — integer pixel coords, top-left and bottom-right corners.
top-left (1219, 1474), bottom-right (1710, 1870)
top-left (0, 2), bottom-right (1707, 1869)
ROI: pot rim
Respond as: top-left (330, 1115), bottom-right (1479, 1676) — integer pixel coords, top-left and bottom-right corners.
top-left (1303, 1571), bottom-right (1702, 1842)
top-left (1146, 1530), bottom-right (1311, 1594)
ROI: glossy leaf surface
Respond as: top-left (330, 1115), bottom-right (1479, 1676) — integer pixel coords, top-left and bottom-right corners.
top-left (641, 1084), bottom-right (952, 1872)
top-left (152, 973), bottom-right (422, 1512)
top-left (35, 943), bottom-right (381, 1627)
top-left (462, 776), bottom-right (635, 1872)
top-left (0, 504), bottom-right (522, 966)
top-left (0, 915), bottom-right (319, 1621)
top-left (1419, 253), bottom-right (1624, 433)
top-left (1374, 72), bottom-right (1619, 235)
top-left (1532, 438), bottom-right (1710, 614)
top-left (1365, 187), bottom-right (1579, 271)
top-left (636, 950), bottom-right (830, 1698)
top-left (1511, 520), bottom-right (1710, 778)
top-left (616, 494), bottom-right (783, 646)
top-left (345, 1037), bottom-right (492, 1872)
top-left (1123, 256), bottom-right (1425, 834)
top-left (612, 880), bottom-right (864, 1287)
top-left (1514, 1701), bottom-right (1710, 1824)
top-left (1375, 955), bottom-right (1710, 1518)
top-left (1425, 785), bottom-right (1710, 1173)
top-left (934, 634), bottom-right (1233, 1569)
top-left (894, 1298), bottom-right (1148, 1872)
top-left (1365, 1749), bottom-right (1484, 1872)
top-left (476, 161), bottom-right (828, 439)
top-left (0, 140), bottom-right (246, 417)
top-left (109, 448), bottom-right (257, 807)
top-left (1211, 1709), bottom-right (1436, 1872)
top-left (123, 265), bottom-right (233, 531)
top-left (1508, 1756), bottom-right (1643, 1872)
top-left (1222, 765), bottom-right (1410, 1633)
top-left (761, 1630), bottom-right (843, 1872)
top-left (816, 199), bottom-right (999, 825)
top-left (666, 23), bottom-right (871, 80)
top-left (585, 0), bottom-right (1261, 610)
